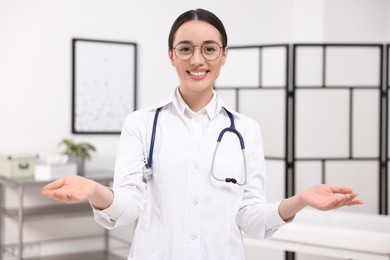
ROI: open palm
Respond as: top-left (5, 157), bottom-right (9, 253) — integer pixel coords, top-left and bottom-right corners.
top-left (300, 184), bottom-right (363, 211)
top-left (41, 176), bottom-right (97, 203)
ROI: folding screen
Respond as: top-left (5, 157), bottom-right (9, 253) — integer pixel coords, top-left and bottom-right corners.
top-left (216, 43), bottom-right (388, 260)
top-left (217, 44), bottom-right (387, 215)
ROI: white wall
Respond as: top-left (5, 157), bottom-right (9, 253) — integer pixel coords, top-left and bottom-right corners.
top-left (292, 0), bottom-right (326, 42)
top-left (0, 0), bottom-right (388, 259)
top-left (324, 0), bottom-right (388, 42)
top-left (0, 0), bottom-right (297, 171)
top-left (1, 0), bottom-right (387, 169)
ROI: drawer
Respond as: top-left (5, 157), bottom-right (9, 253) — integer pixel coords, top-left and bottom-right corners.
top-left (0, 154), bottom-right (38, 178)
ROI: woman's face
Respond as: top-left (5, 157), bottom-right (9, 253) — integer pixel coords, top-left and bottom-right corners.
top-left (169, 20), bottom-right (228, 95)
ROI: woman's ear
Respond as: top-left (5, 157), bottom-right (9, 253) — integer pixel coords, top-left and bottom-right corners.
top-left (221, 47), bottom-right (228, 66)
top-left (168, 48), bottom-right (175, 66)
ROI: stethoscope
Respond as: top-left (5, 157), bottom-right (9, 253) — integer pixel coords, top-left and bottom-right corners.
top-left (142, 107), bottom-right (247, 186)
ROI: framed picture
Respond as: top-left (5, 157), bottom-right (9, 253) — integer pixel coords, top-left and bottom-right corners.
top-left (72, 38), bottom-right (137, 134)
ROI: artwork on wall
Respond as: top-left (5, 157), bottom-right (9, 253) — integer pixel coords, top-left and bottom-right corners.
top-left (72, 38), bottom-right (137, 134)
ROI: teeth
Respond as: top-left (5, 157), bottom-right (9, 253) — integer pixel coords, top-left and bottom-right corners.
top-left (190, 71), bottom-right (206, 76)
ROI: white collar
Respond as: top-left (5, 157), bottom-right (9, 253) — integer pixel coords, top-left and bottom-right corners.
top-left (145, 87), bottom-right (240, 120)
top-left (174, 87), bottom-right (218, 119)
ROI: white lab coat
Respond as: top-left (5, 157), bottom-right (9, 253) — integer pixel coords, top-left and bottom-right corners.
top-left (93, 89), bottom-right (285, 260)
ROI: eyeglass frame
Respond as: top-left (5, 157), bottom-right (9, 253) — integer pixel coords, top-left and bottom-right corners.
top-left (172, 40), bottom-right (224, 61)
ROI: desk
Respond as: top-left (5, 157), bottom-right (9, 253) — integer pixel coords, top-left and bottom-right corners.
top-left (0, 171), bottom-right (127, 260)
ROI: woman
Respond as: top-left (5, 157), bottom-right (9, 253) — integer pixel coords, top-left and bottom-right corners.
top-left (42, 8), bottom-right (363, 260)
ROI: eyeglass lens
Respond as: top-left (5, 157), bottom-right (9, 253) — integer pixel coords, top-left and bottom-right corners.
top-left (174, 42), bottom-right (222, 61)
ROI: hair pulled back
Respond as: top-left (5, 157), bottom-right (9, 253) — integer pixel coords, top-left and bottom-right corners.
top-left (168, 9), bottom-right (228, 50)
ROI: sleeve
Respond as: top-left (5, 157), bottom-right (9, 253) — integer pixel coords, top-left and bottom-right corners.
top-left (93, 111), bottom-right (148, 230)
top-left (236, 121), bottom-right (286, 239)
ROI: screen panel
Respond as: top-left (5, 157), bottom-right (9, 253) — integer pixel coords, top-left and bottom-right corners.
top-left (325, 46), bottom-right (381, 87)
top-left (295, 161), bottom-right (323, 194)
top-left (296, 89), bottom-right (350, 158)
top-left (326, 160), bottom-right (378, 214)
top-left (215, 89), bottom-right (237, 110)
top-left (352, 89), bottom-right (379, 158)
top-left (261, 46), bottom-right (287, 87)
top-left (216, 48), bottom-right (260, 88)
top-left (295, 46), bottom-right (323, 87)
top-left (265, 160), bottom-right (285, 202)
top-left (239, 89), bottom-right (286, 158)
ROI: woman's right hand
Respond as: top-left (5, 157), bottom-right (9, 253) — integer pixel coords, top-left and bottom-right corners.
top-left (41, 176), bottom-right (98, 204)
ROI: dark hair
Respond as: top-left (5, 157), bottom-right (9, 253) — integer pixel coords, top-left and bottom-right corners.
top-left (168, 8), bottom-right (228, 50)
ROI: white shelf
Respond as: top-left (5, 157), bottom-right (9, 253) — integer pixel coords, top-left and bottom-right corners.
top-left (0, 172), bottom-right (121, 260)
top-left (27, 251), bottom-right (124, 260)
top-left (2, 204), bottom-right (92, 221)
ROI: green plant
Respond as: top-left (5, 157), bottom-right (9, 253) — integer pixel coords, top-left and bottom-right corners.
top-left (59, 138), bottom-right (96, 160)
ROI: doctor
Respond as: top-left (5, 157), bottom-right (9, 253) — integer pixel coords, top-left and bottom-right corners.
top-left (42, 8), bottom-right (363, 260)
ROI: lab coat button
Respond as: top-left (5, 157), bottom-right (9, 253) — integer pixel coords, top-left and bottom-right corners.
top-left (192, 199), bottom-right (199, 205)
top-left (191, 233), bottom-right (197, 240)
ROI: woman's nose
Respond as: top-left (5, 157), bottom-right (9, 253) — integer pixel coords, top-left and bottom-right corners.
top-left (190, 47), bottom-right (205, 65)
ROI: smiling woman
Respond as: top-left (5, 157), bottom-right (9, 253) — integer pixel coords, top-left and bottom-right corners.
top-left (168, 19), bottom-right (228, 112)
top-left (41, 8), bottom-right (363, 260)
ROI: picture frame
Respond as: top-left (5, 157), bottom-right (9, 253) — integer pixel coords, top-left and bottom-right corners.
top-left (72, 38), bottom-right (137, 134)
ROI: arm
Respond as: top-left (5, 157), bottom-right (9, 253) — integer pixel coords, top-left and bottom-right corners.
top-left (278, 184), bottom-right (364, 222)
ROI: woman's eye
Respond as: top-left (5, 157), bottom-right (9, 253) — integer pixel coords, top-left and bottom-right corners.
top-left (204, 46), bottom-right (216, 53)
top-left (179, 47), bottom-right (192, 53)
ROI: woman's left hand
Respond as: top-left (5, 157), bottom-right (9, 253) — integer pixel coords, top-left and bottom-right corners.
top-left (299, 184), bottom-right (364, 211)
top-left (278, 184), bottom-right (364, 222)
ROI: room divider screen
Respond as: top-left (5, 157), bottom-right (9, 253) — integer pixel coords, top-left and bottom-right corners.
top-left (215, 43), bottom-right (388, 260)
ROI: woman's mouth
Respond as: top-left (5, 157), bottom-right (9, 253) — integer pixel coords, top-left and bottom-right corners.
top-left (188, 70), bottom-right (208, 80)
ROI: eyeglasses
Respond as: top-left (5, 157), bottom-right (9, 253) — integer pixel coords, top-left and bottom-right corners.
top-left (173, 41), bottom-right (223, 61)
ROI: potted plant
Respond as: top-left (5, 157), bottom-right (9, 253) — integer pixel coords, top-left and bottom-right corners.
top-left (59, 138), bottom-right (96, 176)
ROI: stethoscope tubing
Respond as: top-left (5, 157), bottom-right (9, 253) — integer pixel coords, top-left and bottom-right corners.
top-left (144, 106), bottom-right (247, 185)
top-left (146, 107), bottom-right (162, 169)
top-left (210, 142), bottom-right (247, 186)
